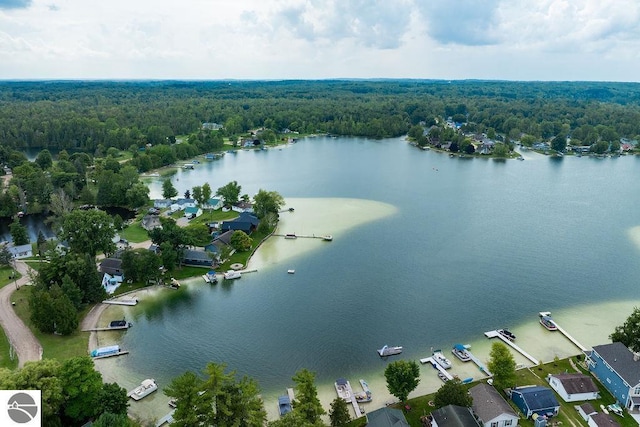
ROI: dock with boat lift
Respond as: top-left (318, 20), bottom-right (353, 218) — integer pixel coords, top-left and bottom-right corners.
top-left (539, 311), bottom-right (586, 352)
top-left (91, 350), bottom-right (129, 360)
top-left (273, 233), bottom-right (333, 241)
top-left (419, 357), bottom-right (454, 381)
top-left (484, 330), bottom-right (540, 365)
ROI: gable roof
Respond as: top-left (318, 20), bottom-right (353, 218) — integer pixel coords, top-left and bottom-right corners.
top-left (366, 407), bottom-right (410, 427)
top-left (184, 206), bottom-right (200, 214)
top-left (549, 373), bottom-right (599, 394)
top-left (470, 383), bottom-right (517, 422)
top-left (589, 413), bottom-right (621, 427)
top-left (182, 249), bottom-right (211, 262)
top-left (513, 386), bottom-right (559, 410)
top-left (237, 211), bottom-right (259, 226)
top-left (100, 258), bottom-right (122, 269)
top-left (214, 230), bottom-right (234, 245)
top-left (431, 405), bottom-right (480, 427)
top-left (593, 342), bottom-right (640, 386)
top-left (579, 403), bottom-right (597, 416)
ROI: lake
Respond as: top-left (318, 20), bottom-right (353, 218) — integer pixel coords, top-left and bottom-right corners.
top-left (96, 137), bottom-right (640, 420)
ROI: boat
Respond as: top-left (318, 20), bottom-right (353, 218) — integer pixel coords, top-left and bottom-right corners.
top-left (539, 315), bottom-right (558, 331)
top-left (451, 344), bottom-right (471, 362)
top-left (354, 379), bottom-right (372, 403)
top-left (128, 379), bottom-right (158, 401)
top-left (284, 233), bottom-right (297, 239)
top-left (182, 163), bottom-right (194, 169)
top-left (109, 319), bottom-right (131, 329)
top-left (334, 378), bottom-right (353, 401)
top-left (377, 345), bottom-right (403, 357)
top-left (168, 398), bottom-right (177, 408)
top-left (608, 403), bottom-right (623, 416)
top-left (498, 328), bottom-right (516, 341)
top-left (287, 269), bottom-right (295, 274)
top-left (437, 371), bottom-right (449, 383)
top-left (90, 345), bottom-right (121, 358)
top-left (322, 235), bottom-right (333, 241)
top-left (432, 350), bottom-right (452, 369)
top-left (223, 270), bottom-right (241, 280)
top-left (278, 395), bottom-right (292, 416)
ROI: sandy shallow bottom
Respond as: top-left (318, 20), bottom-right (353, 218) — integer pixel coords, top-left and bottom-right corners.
top-left (91, 199), bottom-right (640, 423)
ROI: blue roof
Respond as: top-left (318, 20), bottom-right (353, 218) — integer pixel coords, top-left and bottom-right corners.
top-left (185, 206), bottom-right (200, 213)
top-left (515, 386), bottom-right (559, 410)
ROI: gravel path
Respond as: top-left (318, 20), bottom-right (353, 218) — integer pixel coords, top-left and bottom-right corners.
top-left (0, 261), bottom-right (42, 367)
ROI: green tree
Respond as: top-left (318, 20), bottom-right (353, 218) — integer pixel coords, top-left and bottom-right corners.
top-left (492, 142), bottom-right (509, 157)
top-left (269, 411), bottom-right (321, 427)
top-left (433, 378), bottom-right (473, 409)
top-left (121, 249), bottom-right (162, 283)
top-left (99, 382), bottom-right (129, 416)
top-left (162, 179), bottom-right (178, 199)
top-left (202, 182), bottom-right (212, 206)
top-left (192, 185), bottom-right (204, 206)
top-left (125, 182), bottom-right (150, 208)
top-left (59, 356), bottom-right (104, 422)
top-left (487, 342), bottom-right (517, 391)
top-left (10, 218), bottom-right (29, 245)
top-left (384, 359), bottom-right (420, 403)
top-left (165, 370), bottom-right (211, 427)
top-left (611, 307), bottom-right (640, 352)
top-left (253, 189), bottom-right (285, 219)
top-left (113, 214), bottom-right (124, 231)
top-left (92, 412), bottom-right (131, 427)
top-left (230, 230), bottom-right (252, 252)
top-left (216, 180), bottom-right (242, 205)
top-left (35, 149), bottom-right (53, 170)
top-left (291, 368), bottom-right (325, 424)
top-left (60, 209), bottom-right (116, 257)
top-left (0, 245), bottom-right (12, 266)
top-left (551, 134), bottom-right (567, 152)
top-left (329, 396), bottom-right (351, 426)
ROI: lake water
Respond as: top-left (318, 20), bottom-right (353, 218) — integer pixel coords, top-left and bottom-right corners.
top-left (96, 137), bottom-right (640, 420)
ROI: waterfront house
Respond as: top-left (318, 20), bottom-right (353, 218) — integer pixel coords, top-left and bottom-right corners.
top-left (153, 199), bottom-right (173, 209)
top-left (220, 212), bottom-right (259, 234)
top-left (176, 198), bottom-right (196, 209)
top-left (547, 373), bottom-right (599, 402)
top-left (365, 406), bottom-right (410, 427)
top-left (141, 214), bottom-right (162, 231)
top-left (470, 383), bottom-right (519, 427)
top-left (232, 201), bottom-right (254, 213)
top-left (430, 404), bottom-right (482, 427)
top-left (99, 258), bottom-right (124, 277)
top-left (510, 386), bottom-right (559, 418)
top-left (7, 243), bottom-right (33, 259)
top-left (586, 342), bottom-right (640, 412)
top-left (205, 198), bottom-right (223, 210)
top-left (182, 249), bottom-right (212, 267)
top-left (184, 206), bottom-right (203, 218)
top-left (588, 412), bottom-right (621, 427)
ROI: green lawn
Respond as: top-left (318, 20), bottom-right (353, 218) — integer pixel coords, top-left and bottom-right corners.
top-left (11, 287), bottom-right (89, 361)
top-left (0, 325), bottom-right (18, 370)
top-left (0, 265), bottom-right (20, 289)
top-left (120, 222), bottom-right (149, 243)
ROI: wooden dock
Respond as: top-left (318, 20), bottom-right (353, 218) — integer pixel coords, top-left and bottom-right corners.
top-left (155, 409), bottom-right (175, 427)
top-left (484, 330), bottom-right (540, 365)
top-left (345, 381), bottom-right (362, 418)
top-left (419, 356), bottom-right (454, 381)
top-left (82, 325), bottom-right (130, 332)
top-left (102, 299), bottom-right (138, 306)
top-left (92, 350), bottom-right (129, 360)
top-left (539, 311), bottom-right (586, 352)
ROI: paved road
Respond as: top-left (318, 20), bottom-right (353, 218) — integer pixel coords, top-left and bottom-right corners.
top-left (0, 261), bottom-right (42, 367)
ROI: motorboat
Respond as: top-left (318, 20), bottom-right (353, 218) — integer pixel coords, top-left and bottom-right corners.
top-left (432, 350), bottom-right (452, 369)
top-left (128, 379), bottom-right (158, 401)
top-left (223, 270), bottom-right (241, 280)
top-left (377, 345), bottom-right (403, 357)
top-left (451, 344), bottom-right (471, 362)
top-left (278, 395), bottom-right (292, 416)
top-left (334, 378), bottom-right (352, 401)
top-left (539, 315), bottom-right (557, 331)
top-left (355, 379), bottom-right (372, 403)
top-left (498, 328), bottom-right (516, 341)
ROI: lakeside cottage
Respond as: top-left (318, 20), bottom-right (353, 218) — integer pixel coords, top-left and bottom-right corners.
top-left (470, 383), bottom-right (519, 427)
top-left (430, 404), bottom-right (482, 427)
top-left (547, 373), bottom-right (599, 402)
top-left (6, 243), bottom-right (33, 259)
top-left (365, 407), bottom-right (410, 427)
top-left (510, 386), bottom-right (559, 419)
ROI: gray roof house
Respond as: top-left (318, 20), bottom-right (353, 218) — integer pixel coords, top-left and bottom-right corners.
top-left (7, 243), bottom-right (33, 259)
top-left (366, 407), bottom-right (410, 427)
top-left (470, 383), bottom-right (519, 427)
top-left (154, 199), bottom-right (173, 208)
top-left (141, 214), bottom-right (162, 231)
top-left (588, 412), bottom-right (621, 427)
top-left (547, 373), bottom-right (599, 402)
top-left (431, 405), bottom-right (482, 427)
top-left (182, 249), bottom-right (212, 267)
top-left (99, 258), bottom-right (124, 276)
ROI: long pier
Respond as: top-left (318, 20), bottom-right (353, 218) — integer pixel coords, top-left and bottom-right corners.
top-left (466, 350), bottom-right (492, 377)
top-left (419, 356), bottom-right (454, 381)
top-left (539, 311), bottom-right (586, 352)
top-left (484, 330), bottom-right (540, 365)
top-left (273, 233), bottom-right (333, 241)
top-left (82, 325), bottom-right (130, 332)
top-left (91, 350), bottom-right (129, 360)
top-left (102, 299), bottom-right (138, 306)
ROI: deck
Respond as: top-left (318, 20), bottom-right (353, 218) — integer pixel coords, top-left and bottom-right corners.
top-left (484, 330), bottom-right (540, 365)
top-left (539, 311), bottom-right (586, 352)
top-left (419, 356), bottom-right (454, 381)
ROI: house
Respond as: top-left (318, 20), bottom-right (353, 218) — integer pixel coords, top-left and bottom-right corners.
top-left (470, 383), bottom-right (519, 427)
top-left (576, 403), bottom-right (597, 421)
top-left (588, 413), bottom-right (621, 427)
top-left (510, 386), bottom-right (560, 418)
top-left (141, 214), bottom-right (162, 231)
top-left (182, 249), bottom-right (212, 267)
top-left (211, 230), bottom-right (234, 249)
top-left (202, 122), bottom-right (223, 130)
top-left (365, 407), bottom-right (410, 427)
top-left (184, 206), bottom-right (203, 218)
top-left (586, 342), bottom-right (640, 411)
top-left (154, 199), bottom-right (173, 209)
top-left (7, 243), bottom-right (33, 259)
top-left (99, 258), bottom-right (124, 277)
top-left (220, 212), bottom-right (260, 234)
top-left (231, 201), bottom-right (253, 213)
top-left (176, 198), bottom-right (196, 209)
top-left (205, 198), bottom-right (223, 210)
top-left (430, 404), bottom-right (481, 427)
top-left (547, 373), bottom-right (599, 402)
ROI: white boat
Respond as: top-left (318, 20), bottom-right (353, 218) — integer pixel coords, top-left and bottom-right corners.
top-left (284, 233), bottom-right (297, 239)
top-left (432, 350), bottom-right (452, 369)
top-left (334, 378), bottom-right (353, 401)
top-left (223, 270), bottom-right (241, 280)
top-left (539, 312), bottom-right (558, 331)
top-left (128, 379), bottom-right (158, 401)
top-left (377, 345), bottom-right (403, 357)
top-left (355, 379), bottom-right (372, 403)
top-left (451, 344), bottom-right (471, 362)
top-left (497, 328), bottom-right (516, 341)
top-left (287, 269), bottom-right (295, 274)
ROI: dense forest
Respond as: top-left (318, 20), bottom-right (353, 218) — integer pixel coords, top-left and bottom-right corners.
top-left (1, 80), bottom-right (640, 153)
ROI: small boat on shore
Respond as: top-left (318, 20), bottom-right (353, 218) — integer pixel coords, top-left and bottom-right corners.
top-left (378, 345), bottom-right (403, 357)
top-left (223, 270), bottom-right (241, 280)
top-left (278, 395), bottom-right (292, 417)
top-left (498, 328), bottom-right (516, 341)
top-left (539, 313), bottom-right (558, 331)
top-left (432, 350), bottom-right (452, 369)
top-left (451, 344), bottom-right (471, 362)
top-left (128, 379), bottom-right (158, 401)
top-left (437, 371), bottom-right (449, 383)
top-left (355, 379), bottom-right (372, 403)
top-left (334, 378), bottom-right (353, 401)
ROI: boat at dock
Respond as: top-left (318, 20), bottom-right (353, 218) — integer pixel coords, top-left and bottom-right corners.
top-left (377, 345), bottom-right (403, 357)
top-left (322, 235), bottom-right (333, 241)
top-left (223, 270), bottom-right (241, 280)
top-left (284, 233), bottom-right (297, 239)
top-left (432, 350), bottom-right (452, 369)
top-left (451, 344), bottom-right (471, 362)
top-left (539, 312), bottom-right (558, 331)
top-left (437, 371), bottom-right (449, 382)
top-left (278, 395), bottom-right (292, 417)
top-left (109, 319), bottom-right (132, 329)
top-left (355, 379), bottom-right (372, 403)
top-left (128, 379), bottom-right (158, 401)
top-left (91, 345), bottom-right (121, 358)
top-left (497, 328), bottom-right (516, 341)
top-left (335, 378), bottom-right (353, 401)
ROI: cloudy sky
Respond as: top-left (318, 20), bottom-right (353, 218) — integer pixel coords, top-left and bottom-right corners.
top-left (1, 0), bottom-right (639, 81)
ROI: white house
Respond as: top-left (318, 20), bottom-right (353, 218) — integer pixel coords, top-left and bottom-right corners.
top-left (184, 206), bottom-right (203, 218)
top-left (547, 373), bottom-right (599, 402)
top-left (205, 198), bottom-right (223, 210)
top-left (7, 243), bottom-right (33, 259)
top-left (176, 198), bottom-right (196, 209)
top-left (153, 199), bottom-right (173, 209)
top-left (470, 383), bottom-right (519, 427)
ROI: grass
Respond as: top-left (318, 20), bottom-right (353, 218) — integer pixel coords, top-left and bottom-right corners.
top-left (11, 286), bottom-right (89, 361)
top-left (0, 265), bottom-right (20, 289)
top-left (0, 324), bottom-right (18, 370)
top-left (120, 222), bottom-right (150, 243)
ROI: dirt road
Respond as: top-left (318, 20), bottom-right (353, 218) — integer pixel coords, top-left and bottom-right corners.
top-left (0, 261), bottom-right (42, 367)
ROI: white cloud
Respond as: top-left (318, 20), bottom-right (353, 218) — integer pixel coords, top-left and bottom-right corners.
top-left (0, 0), bottom-right (639, 80)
